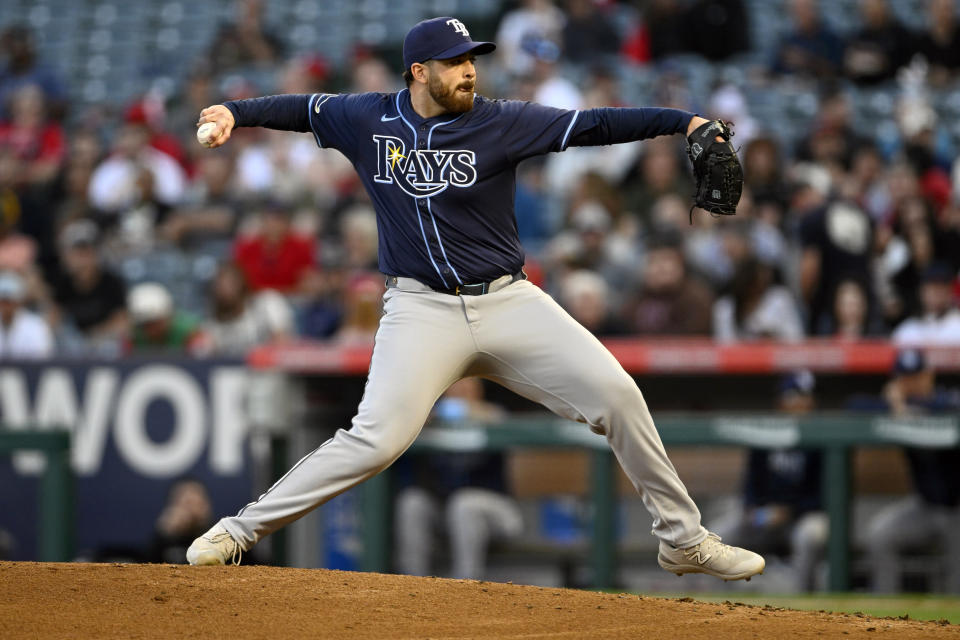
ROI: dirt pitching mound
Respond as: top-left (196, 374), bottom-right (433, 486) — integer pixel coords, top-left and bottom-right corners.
top-left (1, 562), bottom-right (956, 639)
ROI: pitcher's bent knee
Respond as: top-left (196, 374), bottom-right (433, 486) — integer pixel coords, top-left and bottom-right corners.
top-left (338, 423), bottom-right (416, 474)
top-left (592, 374), bottom-right (645, 421)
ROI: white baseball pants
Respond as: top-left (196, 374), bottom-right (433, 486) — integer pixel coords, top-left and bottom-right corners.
top-left (221, 276), bottom-right (708, 551)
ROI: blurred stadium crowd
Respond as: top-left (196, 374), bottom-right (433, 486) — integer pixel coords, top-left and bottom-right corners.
top-left (0, 0), bottom-right (959, 358)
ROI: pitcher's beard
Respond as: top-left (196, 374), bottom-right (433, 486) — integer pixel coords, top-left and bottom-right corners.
top-left (428, 77), bottom-right (475, 114)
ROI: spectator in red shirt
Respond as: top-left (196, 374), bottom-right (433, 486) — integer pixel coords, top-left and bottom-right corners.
top-left (0, 83), bottom-right (65, 191)
top-left (233, 200), bottom-right (316, 294)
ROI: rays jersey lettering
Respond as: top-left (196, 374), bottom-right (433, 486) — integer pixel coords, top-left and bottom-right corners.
top-left (372, 134), bottom-right (477, 197)
top-left (225, 90), bottom-right (695, 289)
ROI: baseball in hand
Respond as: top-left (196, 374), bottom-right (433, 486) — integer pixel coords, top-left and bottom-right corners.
top-left (196, 122), bottom-right (218, 147)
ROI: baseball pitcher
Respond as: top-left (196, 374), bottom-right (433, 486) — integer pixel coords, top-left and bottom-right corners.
top-left (187, 16), bottom-right (760, 581)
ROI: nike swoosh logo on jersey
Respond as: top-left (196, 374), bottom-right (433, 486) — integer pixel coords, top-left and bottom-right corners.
top-left (313, 93), bottom-right (335, 113)
top-left (381, 114), bottom-right (401, 122)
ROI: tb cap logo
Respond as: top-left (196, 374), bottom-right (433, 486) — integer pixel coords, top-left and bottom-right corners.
top-left (446, 18), bottom-right (469, 36)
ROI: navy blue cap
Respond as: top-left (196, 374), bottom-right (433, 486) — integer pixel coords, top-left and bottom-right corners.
top-left (779, 370), bottom-right (815, 396)
top-left (893, 348), bottom-right (927, 376)
top-left (402, 17), bottom-right (496, 70)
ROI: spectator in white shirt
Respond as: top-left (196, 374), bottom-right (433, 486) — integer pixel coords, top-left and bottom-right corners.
top-left (528, 39), bottom-right (583, 111)
top-left (0, 270), bottom-right (53, 358)
top-left (197, 261), bottom-right (294, 356)
top-left (714, 256), bottom-right (804, 342)
top-left (494, 0), bottom-right (566, 76)
top-left (87, 120), bottom-right (186, 213)
top-left (87, 119), bottom-right (186, 253)
top-left (892, 262), bottom-right (960, 345)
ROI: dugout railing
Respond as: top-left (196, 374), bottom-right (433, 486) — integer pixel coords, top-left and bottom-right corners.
top-left (0, 429), bottom-right (74, 561)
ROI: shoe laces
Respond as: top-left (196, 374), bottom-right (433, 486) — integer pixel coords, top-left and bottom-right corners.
top-left (687, 533), bottom-right (730, 563)
top-left (206, 531), bottom-right (243, 566)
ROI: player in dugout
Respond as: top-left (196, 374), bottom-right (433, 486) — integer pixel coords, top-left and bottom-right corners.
top-left (187, 16), bottom-right (762, 582)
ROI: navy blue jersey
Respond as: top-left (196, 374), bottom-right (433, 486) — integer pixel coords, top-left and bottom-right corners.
top-left (225, 91), bottom-right (693, 289)
top-left (743, 449), bottom-right (822, 514)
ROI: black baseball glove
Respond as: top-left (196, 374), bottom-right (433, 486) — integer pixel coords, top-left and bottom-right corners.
top-left (686, 120), bottom-right (743, 221)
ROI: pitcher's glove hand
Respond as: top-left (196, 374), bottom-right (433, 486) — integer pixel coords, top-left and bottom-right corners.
top-left (686, 120), bottom-right (743, 221)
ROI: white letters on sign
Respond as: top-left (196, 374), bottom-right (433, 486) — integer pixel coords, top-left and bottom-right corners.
top-left (0, 364), bottom-right (249, 477)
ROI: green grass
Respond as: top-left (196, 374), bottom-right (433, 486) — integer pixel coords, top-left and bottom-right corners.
top-left (650, 593), bottom-right (960, 624)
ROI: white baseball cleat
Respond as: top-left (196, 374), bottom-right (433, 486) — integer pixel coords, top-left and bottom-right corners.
top-left (186, 524), bottom-right (243, 566)
top-left (658, 532), bottom-right (765, 581)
